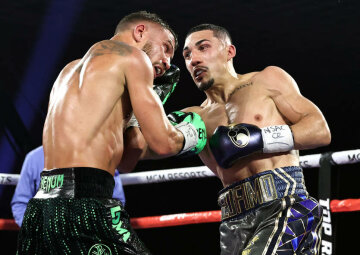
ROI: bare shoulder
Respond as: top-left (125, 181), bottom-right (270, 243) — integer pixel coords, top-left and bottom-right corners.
top-left (242, 71), bottom-right (259, 80)
top-left (181, 105), bottom-right (203, 114)
top-left (182, 99), bottom-right (211, 115)
top-left (64, 59), bottom-right (81, 69)
top-left (255, 66), bottom-right (300, 92)
top-left (258, 66), bottom-right (293, 82)
top-left (59, 59), bottom-right (81, 77)
top-left (200, 98), bottom-right (211, 108)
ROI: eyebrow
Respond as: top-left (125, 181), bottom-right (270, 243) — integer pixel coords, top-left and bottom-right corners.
top-left (183, 39), bottom-right (210, 52)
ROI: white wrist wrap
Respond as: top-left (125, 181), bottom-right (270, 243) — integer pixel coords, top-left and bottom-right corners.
top-left (126, 113), bottom-right (140, 129)
top-left (175, 122), bottom-right (198, 154)
top-left (261, 125), bottom-right (294, 153)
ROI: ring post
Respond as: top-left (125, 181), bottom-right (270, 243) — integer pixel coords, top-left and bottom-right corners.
top-left (318, 152), bottom-right (335, 255)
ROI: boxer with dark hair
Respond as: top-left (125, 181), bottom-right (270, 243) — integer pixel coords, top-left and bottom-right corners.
top-left (17, 11), bottom-right (205, 255)
top-left (180, 23), bottom-right (331, 255)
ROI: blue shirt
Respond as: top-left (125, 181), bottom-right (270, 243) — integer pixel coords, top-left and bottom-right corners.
top-left (10, 146), bottom-right (126, 227)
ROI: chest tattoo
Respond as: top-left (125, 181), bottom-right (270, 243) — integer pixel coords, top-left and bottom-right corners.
top-left (224, 82), bottom-right (254, 123)
top-left (229, 82), bottom-right (253, 98)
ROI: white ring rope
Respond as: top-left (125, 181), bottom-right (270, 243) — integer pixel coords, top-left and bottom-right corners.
top-left (0, 149), bottom-right (359, 186)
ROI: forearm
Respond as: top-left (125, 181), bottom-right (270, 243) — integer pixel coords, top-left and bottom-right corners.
top-left (118, 126), bottom-right (182, 172)
top-left (290, 113), bottom-right (331, 150)
top-left (141, 145), bottom-right (173, 160)
top-left (126, 130), bottom-right (177, 161)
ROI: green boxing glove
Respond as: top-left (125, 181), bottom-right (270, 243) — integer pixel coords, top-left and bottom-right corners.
top-left (153, 64), bottom-right (180, 105)
top-left (167, 111), bottom-right (207, 155)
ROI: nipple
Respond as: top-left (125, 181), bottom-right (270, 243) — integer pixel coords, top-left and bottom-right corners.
top-left (254, 114), bottom-right (263, 122)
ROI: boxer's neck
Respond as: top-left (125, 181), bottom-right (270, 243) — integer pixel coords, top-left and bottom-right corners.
top-left (204, 73), bottom-right (244, 104)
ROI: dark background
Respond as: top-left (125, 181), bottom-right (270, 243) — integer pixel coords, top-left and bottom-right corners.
top-left (0, 0), bottom-right (359, 254)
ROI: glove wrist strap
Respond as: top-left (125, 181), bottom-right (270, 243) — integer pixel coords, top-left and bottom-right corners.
top-left (261, 125), bottom-right (294, 153)
top-left (175, 122), bottom-right (198, 154)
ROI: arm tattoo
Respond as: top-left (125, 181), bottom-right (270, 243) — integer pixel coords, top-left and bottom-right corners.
top-left (93, 41), bottom-right (133, 57)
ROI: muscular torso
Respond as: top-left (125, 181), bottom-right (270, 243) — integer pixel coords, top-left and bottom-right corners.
top-left (43, 41), bottom-right (133, 175)
top-left (193, 73), bottom-right (299, 187)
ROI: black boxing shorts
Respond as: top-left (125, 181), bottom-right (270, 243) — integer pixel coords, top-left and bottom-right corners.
top-left (17, 167), bottom-right (151, 255)
top-left (218, 166), bottom-right (323, 255)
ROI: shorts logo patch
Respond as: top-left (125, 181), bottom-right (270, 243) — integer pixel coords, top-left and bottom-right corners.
top-left (40, 174), bottom-right (64, 192)
top-left (218, 174), bottom-right (278, 220)
top-left (110, 206), bottom-right (130, 243)
top-left (88, 243), bottom-right (112, 255)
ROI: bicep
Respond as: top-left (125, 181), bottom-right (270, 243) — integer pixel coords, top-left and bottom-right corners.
top-left (264, 66), bottom-right (322, 124)
top-left (265, 67), bottom-right (330, 148)
top-left (272, 89), bottom-right (322, 125)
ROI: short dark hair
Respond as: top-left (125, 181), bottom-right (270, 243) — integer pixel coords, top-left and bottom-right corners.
top-left (115, 11), bottom-right (178, 49)
top-left (186, 23), bottom-right (232, 44)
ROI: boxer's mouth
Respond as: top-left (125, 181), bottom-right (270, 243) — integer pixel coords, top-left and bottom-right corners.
top-left (193, 67), bottom-right (207, 80)
top-left (154, 65), bottom-right (164, 78)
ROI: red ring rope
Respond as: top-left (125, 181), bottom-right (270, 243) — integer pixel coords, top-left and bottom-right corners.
top-left (131, 210), bottom-right (221, 229)
top-left (0, 198), bottom-right (358, 231)
top-left (330, 199), bottom-right (360, 212)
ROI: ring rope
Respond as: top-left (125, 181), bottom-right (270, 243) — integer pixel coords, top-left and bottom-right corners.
top-left (1, 149), bottom-right (359, 231)
top-left (0, 149), bottom-right (359, 186)
top-left (0, 198), bottom-right (359, 231)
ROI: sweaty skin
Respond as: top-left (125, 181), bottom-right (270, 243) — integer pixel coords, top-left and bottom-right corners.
top-left (182, 30), bottom-right (331, 187)
top-left (185, 72), bottom-right (300, 186)
top-left (43, 23), bottom-right (183, 176)
top-left (43, 42), bottom-right (130, 174)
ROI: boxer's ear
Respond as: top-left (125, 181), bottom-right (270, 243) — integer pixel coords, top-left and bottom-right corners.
top-left (227, 44), bottom-right (236, 61)
top-left (133, 24), bottom-right (146, 42)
